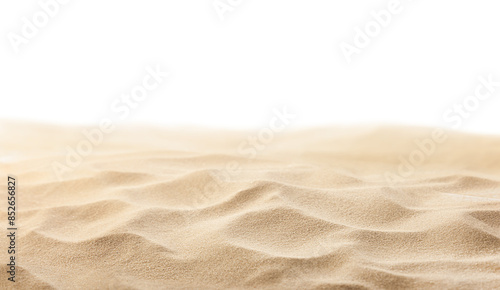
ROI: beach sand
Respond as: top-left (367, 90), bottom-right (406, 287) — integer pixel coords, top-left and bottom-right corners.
top-left (1, 122), bottom-right (499, 289)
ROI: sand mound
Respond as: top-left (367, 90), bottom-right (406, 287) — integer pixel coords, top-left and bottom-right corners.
top-left (1, 123), bottom-right (500, 289)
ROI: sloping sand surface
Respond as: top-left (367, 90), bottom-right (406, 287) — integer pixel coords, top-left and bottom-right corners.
top-left (1, 123), bottom-right (500, 289)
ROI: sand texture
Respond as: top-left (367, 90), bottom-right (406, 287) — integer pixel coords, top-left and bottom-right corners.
top-left (1, 123), bottom-right (500, 289)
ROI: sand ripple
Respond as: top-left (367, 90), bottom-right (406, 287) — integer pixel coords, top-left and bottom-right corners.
top-left (1, 124), bottom-right (500, 289)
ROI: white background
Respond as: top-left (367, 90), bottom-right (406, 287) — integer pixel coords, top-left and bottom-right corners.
top-left (1, 0), bottom-right (500, 133)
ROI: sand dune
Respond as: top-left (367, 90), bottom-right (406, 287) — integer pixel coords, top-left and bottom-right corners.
top-left (1, 123), bottom-right (500, 289)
